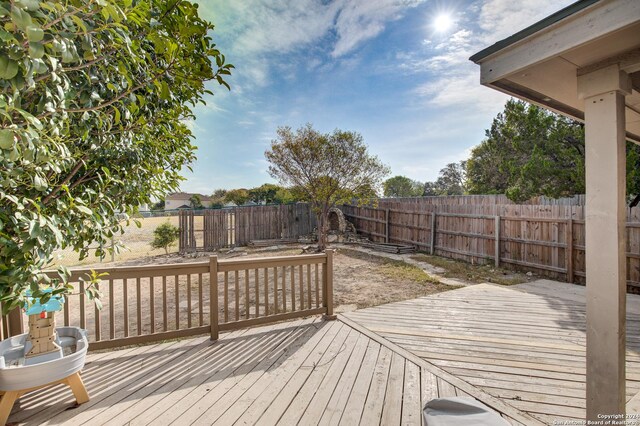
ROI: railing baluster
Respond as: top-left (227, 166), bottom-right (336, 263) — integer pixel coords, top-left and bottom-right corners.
top-left (136, 277), bottom-right (142, 335)
top-left (273, 267), bottom-right (279, 314)
top-left (94, 283), bottom-right (101, 342)
top-left (245, 270), bottom-right (250, 319)
top-left (235, 271), bottom-right (240, 321)
top-left (291, 265), bottom-right (295, 312)
top-left (254, 268), bottom-right (259, 317)
top-left (298, 265), bottom-right (304, 311)
top-left (307, 264), bottom-right (312, 309)
top-left (224, 271), bottom-right (229, 323)
top-left (123, 279), bottom-right (129, 337)
top-left (109, 279), bottom-right (115, 339)
top-left (198, 273), bottom-right (204, 326)
top-left (150, 277), bottom-right (155, 334)
top-left (264, 268), bottom-right (269, 316)
top-left (162, 276), bottom-right (167, 332)
top-left (79, 281), bottom-right (86, 330)
top-left (63, 292), bottom-right (70, 327)
top-left (315, 264), bottom-right (320, 308)
top-left (187, 274), bottom-right (192, 328)
top-left (175, 275), bottom-right (180, 330)
top-left (281, 266), bottom-right (287, 312)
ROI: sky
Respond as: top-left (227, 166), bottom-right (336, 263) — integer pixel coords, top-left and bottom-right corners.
top-left (179, 0), bottom-right (574, 195)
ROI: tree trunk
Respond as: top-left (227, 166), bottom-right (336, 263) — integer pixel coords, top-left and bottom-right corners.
top-left (317, 208), bottom-right (329, 251)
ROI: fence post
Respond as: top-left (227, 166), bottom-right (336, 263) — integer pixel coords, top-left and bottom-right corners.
top-left (495, 215), bottom-right (501, 267)
top-left (385, 209), bottom-right (390, 243)
top-left (430, 212), bottom-right (437, 255)
top-left (323, 250), bottom-right (336, 320)
top-left (566, 218), bottom-right (574, 283)
top-left (210, 255), bottom-right (219, 340)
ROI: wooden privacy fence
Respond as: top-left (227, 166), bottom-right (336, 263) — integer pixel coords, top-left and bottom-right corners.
top-left (179, 203), bottom-right (316, 252)
top-left (342, 204), bottom-right (640, 289)
top-left (7, 252), bottom-right (335, 350)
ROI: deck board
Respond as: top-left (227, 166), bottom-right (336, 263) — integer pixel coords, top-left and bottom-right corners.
top-left (10, 315), bottom-right (520, 426)
top-left (344, 283), bottom-right (640, 423)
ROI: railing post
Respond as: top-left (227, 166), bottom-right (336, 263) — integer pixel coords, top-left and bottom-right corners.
top-left (323, 250), bottom-right (336, 320)
top-left (210, 255), bottom-right (219, 340)
top-left (494, 215), bottom-right (500, 267)
top-left (430, 212), bottom-right (437, 255)
top-left (7, 307), bottom-right (23, 337)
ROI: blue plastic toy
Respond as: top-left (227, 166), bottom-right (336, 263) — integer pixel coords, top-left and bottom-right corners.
top-left (24, 288), bottom-right (65, 316)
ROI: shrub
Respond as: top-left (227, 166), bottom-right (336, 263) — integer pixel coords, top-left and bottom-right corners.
top-left (151, 223), bottom-right (180, 254)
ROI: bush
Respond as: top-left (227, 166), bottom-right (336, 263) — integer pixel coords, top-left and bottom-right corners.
top-left (151, 223), bottom-right (180, 254)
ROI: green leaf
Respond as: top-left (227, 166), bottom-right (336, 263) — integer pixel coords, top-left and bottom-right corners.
top-left (26, 25), bottom-right (43, 42)
top-left (28, 42), bottom-right (45, 59)
top-left (10, 6), bottom-right (33, 30)
top-left (0, 129), bottom-right (15, 149)
top-left (0, 55), bottom-right (19, 80)
top-left (76, 205), bottom-right (92, 215)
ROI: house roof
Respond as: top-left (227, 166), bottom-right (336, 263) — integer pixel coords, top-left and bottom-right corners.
top-left (469, 0), bottom-right (640, 143)
top-left (469, 0), bottom-right (599, 63)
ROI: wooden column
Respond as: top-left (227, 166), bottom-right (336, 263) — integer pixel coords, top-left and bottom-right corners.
top-left (578, 65), bottom-right (631, 419)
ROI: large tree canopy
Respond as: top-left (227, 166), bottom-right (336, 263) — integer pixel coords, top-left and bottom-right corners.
top-left (266, 124), bottom-right (389, 250)
top-left (383, 176), bottom-right (423, 198)
top-left (466, 100), bottom-right (585, 202)
top-left (0, 0), bottom-right (232, 310)
top-left (466, 99), bottom-right (640, 203)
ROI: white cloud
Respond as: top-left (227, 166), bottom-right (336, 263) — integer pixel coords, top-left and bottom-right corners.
top-left (331, 0), bottom-right (425, 57)
top-left (478, 0), bottom-right (574, 41)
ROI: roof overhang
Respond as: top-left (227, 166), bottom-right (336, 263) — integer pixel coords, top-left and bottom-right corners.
top-left (470, 0), bottom-right (640, 143)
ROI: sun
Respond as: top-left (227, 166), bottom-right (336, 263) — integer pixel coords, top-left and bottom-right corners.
top-left (433, 13), bottom-right (454, 33)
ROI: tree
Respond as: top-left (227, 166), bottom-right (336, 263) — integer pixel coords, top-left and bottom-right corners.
top-left (151, 222), bottom-right (179, 254)
top-left (383, 176), bottom-right (423, 197)
top-left (189, 194), bottom-right (203, 209)
top-left (466, 100), bottom-right (585, 202)
top-left (0, 1), bottom-right (232, 310)
top-left (150, 200), bottom-right (165, 211)
top-left (434, 162), bottom-right (466, 195)
top-left (249, 183), bottom-right (281, 204)
top-left (224, 189), bottom-right (250, 206)
top-left (265, 124), bottom-right (389, 250)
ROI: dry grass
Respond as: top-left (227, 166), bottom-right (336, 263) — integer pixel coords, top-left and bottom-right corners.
top-left (410, 253), bottom-right (528, 285)
top-left (50, 216), bottom-right (202, 267)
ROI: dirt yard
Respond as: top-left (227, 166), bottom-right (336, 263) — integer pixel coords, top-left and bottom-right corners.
top-left (88, 245), bottom-right (454, 311)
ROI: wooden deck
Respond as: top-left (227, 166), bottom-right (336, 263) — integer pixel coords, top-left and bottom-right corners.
top-left (344, 282), bottom-right (640, 424)
top-left (7, 314), bottom-right (535, 426)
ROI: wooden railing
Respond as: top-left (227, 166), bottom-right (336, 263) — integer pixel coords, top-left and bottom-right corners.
top-left (28, 252), bottom-right (335, 350)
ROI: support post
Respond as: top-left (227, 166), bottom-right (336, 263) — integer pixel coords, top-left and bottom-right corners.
top-left (578, 64), bottom-right (631, 419)
top-left (494, 215), bottom-right (500, 268)
top-left (430, 212), bottom-right (437, 255)
top-left (210, 255), bottom-right (219, 340)
top-left (323, 250), bottom-right (336, 320)
top-left (385, 209), bottom-right (390, 243)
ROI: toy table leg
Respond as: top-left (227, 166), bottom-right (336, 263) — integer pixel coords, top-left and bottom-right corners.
top-left (0, 391), bottom-right (19, 425)
top-left (66, 372), bottom-right (89, 404)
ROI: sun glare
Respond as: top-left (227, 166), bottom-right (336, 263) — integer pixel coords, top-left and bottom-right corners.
top-left (433, 13), bottom-right (453, 33)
